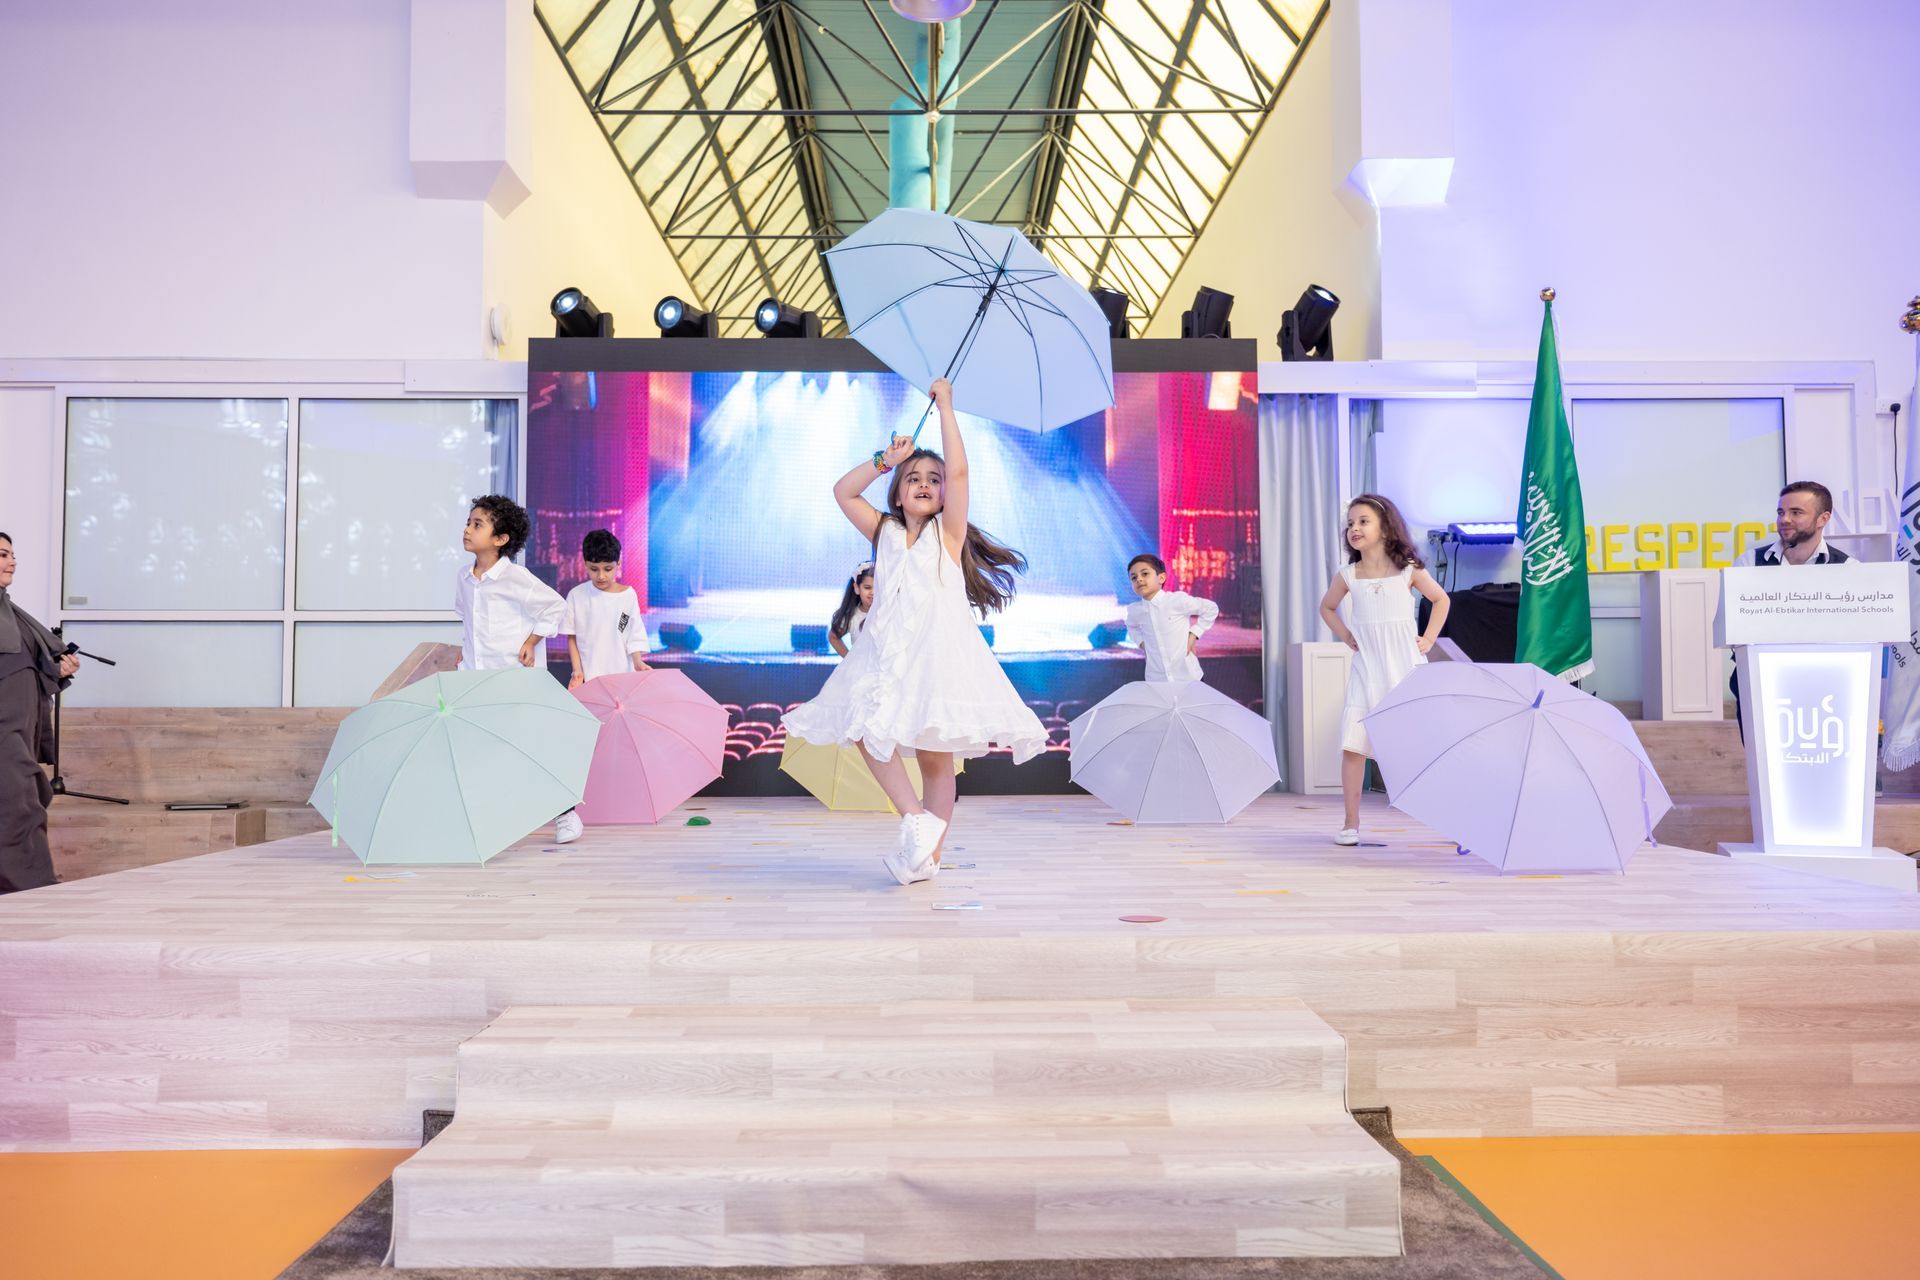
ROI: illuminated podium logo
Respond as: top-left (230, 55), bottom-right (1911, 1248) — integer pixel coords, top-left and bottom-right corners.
top-left (1719, 564), bottom-right (1914, 889)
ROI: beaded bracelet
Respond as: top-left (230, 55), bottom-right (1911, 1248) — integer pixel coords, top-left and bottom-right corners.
top-left (872, 450), bottom-right (891, 473)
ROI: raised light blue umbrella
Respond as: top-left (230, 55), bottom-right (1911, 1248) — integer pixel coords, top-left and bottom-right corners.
top-left (308, 668), bottom-right (600, 865)
top-left (826, 208), bottom-right (1115, 434)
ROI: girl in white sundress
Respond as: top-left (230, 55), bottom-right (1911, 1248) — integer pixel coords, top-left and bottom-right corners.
top-left (784, 377), bottom-right (1046, 886)
top-left (1318, 494), bottom-right (1450, 847)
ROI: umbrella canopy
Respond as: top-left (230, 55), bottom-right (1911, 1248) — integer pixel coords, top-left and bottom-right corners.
top-left (309, 669), bottom-right (600, 865)
top-left (826, 208), bottom-right (1114, 433)
top-left (779, 737), bottom-right (961, 812)
top-left (1068, 681), bottom-right (1279, 823)
top-left (572, 670), bottom-right (728, 824)
top-left (1363, 662), bottom-right (1672, 873)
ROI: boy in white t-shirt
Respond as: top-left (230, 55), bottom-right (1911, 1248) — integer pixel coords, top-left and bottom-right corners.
top-left (1123, 552), bottom-right (1220, 683)
top-left (563, 529), bottom-right (654, 686)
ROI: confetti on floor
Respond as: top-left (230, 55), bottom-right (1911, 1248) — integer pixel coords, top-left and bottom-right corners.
top-left (1119, 915), bottom-right (1166, 923)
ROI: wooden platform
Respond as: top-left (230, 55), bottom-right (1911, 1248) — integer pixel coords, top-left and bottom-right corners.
top-left (5, 794), bottom-right (1920, 1150)
top-left (393, 1000), bottom-right (1401, 1268)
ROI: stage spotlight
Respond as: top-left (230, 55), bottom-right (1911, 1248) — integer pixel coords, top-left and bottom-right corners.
top-left (655, 296), bottom-right (716, 339)
top-left (754, 297), bottom-right (822, 339)
top-left (551, 287), bottom-right (613, 338)
top-left (1446, 521), bottom-right (1518, 544)
top-left (1088, 619), bottom-right (1129, 649)
top-left (1180, 286), bottom-right (1234, 339)
top-left (659, 622), bottom-right (703, 651)
top-left (1090, 287), bottom-right (1130, 339)
top-left (1278, 284), bottom-right (1340, 361)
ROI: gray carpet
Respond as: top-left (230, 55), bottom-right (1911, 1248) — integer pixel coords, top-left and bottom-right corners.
top-left (276, 1110), bottom-right (1558, 1279)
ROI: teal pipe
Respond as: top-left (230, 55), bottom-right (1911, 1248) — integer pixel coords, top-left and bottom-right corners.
top-left (887, 21), bottom-right (958, 211)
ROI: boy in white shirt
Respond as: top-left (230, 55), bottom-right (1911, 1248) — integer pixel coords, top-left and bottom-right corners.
top-left (454, 495), bottom-right (578, 840)
top-left (1124, 553), bottom-right (1220, 683)
top-left (563, 529), bottom-right (654, 686)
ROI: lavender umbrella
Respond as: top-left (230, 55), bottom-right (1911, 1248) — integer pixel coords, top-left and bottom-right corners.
top-left (1069, 681), bottom-right (1279, 823)
top-left (1363, 663), bottom-right (1670, 873)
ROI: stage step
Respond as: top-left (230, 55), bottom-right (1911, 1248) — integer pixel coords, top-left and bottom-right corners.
top-left (1657, 793), bottom-right (1920, 856)
top-left (47, 800), bottom-right (267, 880)
top-left (391, 999), bottom-right (1402, 1269)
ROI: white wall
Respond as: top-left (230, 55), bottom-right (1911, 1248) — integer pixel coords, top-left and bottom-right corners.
top-left (0, 0), bottom-right (487, 361)
top-left (1378, 0), bottom-right (1920, 401)
top-left (1148, 18), bottom-right (1381, 360)
top-left (481, 15), bottom-right (696, 360)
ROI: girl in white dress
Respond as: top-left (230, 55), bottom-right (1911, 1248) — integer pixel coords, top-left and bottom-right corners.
top-left (785, 378), bottom-right (1046, 885)
top-left (827, 562), bottom-right (874, 656)
top-left (1318, 494), bottom-right (1450, 846)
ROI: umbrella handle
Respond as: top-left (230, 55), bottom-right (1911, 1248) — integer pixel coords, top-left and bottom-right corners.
top-left (329, 771), bottom-right (340, 849)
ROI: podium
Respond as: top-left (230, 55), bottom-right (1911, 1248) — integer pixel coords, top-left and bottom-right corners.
top-left (1717, 564), bottom-right (1916, 890)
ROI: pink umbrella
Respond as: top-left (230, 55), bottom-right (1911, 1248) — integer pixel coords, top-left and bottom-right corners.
top-left (571, 670), bottom-right (728, 824)
top-left (1362, 662), bottom-right (1670, 873)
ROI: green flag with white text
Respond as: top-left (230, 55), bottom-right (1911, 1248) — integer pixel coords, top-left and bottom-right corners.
top-left (1515, 296), bottom-right (1594, 681)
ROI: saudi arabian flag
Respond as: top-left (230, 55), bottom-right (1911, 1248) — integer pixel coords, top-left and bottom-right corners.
top-left (1882, 318), bottom-right (1920, 770)
top-left (1515, 293), bottom-right (1595, 682)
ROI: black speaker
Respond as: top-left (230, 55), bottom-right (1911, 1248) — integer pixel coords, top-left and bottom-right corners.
top-left (790, 624), bottom-right (830, 653)
top-left (659, 622), bottom-right (703, 652)
top-left (1088, 619), bottom-right (1130, 649)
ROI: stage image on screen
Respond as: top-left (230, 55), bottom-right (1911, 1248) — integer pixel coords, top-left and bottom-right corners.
top-left (527, 365), bottom-right (1261, 794)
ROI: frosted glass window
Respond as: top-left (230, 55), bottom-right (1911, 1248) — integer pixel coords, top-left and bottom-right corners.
top-left (63, 399), bottom-right (288, 610)
top-left (296, 400), bottom-right (517, 610)
top-left (294, 621), bottom-right (464, 708)
top-left (59, 622), bottom-right (282, 708)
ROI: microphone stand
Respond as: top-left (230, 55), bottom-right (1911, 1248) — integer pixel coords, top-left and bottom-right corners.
top-left (47, 628), bottom-right (127, 806)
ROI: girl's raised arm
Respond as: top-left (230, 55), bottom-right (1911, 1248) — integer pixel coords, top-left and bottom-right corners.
top-left (931, 378), bottom-right (969, 559)
top-left (834, 432), bottom-right (915, 542)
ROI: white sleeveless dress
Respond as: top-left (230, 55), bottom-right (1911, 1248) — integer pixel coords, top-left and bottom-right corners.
top-left (786, 515), bottom-right (1045, 763)
top-left (1339, 562), bottom-right (1425, 755)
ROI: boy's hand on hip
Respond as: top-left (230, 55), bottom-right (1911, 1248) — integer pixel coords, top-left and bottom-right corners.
top-left (1186, 634), bottom-right (1197, 656)
top-left (519, 637), bottom-right (540, 667)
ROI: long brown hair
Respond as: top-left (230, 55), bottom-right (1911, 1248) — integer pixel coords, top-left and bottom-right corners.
top-left (883, 448), bottom-right (1026, 614)
top-left (1345, 494), bottom-right (1424, 571)
top-left (830, 565), bottom-right (873, 639)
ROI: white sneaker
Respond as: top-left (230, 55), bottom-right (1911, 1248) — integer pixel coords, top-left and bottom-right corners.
top-left (881, 850), bottom-right (917, 885)
top-left (907, 859), bottom-right (940, 885)
top-left (1333, 828), bottom-right (1359, 846)
top-left (901, 812), bottom-right (948, 871)
top-left (555, 810), bottom-right (583, 844)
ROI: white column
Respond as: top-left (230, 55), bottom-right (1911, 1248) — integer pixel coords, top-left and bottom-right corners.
top-left (410, 0), bottom-right (533, 216)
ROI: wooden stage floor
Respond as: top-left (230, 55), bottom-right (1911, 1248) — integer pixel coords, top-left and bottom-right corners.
top-left (4, 794), bottom-right (1919, 1150)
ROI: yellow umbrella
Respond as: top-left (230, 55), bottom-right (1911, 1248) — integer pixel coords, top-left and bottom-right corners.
top-left (779, 737), bottom-right (962, 812)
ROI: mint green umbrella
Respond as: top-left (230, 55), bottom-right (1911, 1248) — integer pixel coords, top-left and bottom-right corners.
top-left (309, 668), bottom-right (600, 865)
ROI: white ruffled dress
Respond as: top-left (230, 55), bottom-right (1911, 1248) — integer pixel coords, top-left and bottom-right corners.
top-left (1339, 561), bottom-right (1426, 755)
top-left (785, 515), bottom-right (1045, 763)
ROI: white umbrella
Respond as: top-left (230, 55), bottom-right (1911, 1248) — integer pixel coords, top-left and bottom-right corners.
top-left (1363, 662), bottom-right (1672, 872)
top-left (825, 208), bottom-right (1115, 433)
top-left (1069, 682), bottom-right (1279, 823)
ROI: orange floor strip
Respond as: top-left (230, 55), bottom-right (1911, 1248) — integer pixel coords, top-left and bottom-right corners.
top-left (1407, 1132), bottom-right (1920, 1280)
top-left (0, 1148), bottom-right (407, 1280)
top-left (1, 1135), bottom-right (1916, 1279)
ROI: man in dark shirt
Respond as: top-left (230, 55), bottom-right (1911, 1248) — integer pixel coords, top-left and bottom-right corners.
top-left (1731, 482), bottom-right (1850, 738)
top-left (0, 533), bottom-right (82, 893)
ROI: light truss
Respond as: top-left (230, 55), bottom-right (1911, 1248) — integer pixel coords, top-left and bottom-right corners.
top-left (537, 0), bottom-right (1325, 336)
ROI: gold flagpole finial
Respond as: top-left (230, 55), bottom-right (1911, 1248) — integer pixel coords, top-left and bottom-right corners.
top-left (1902, 296), bottom-right (1920, 334)
top-left (1539, 287), bottom-right (1556, 303)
